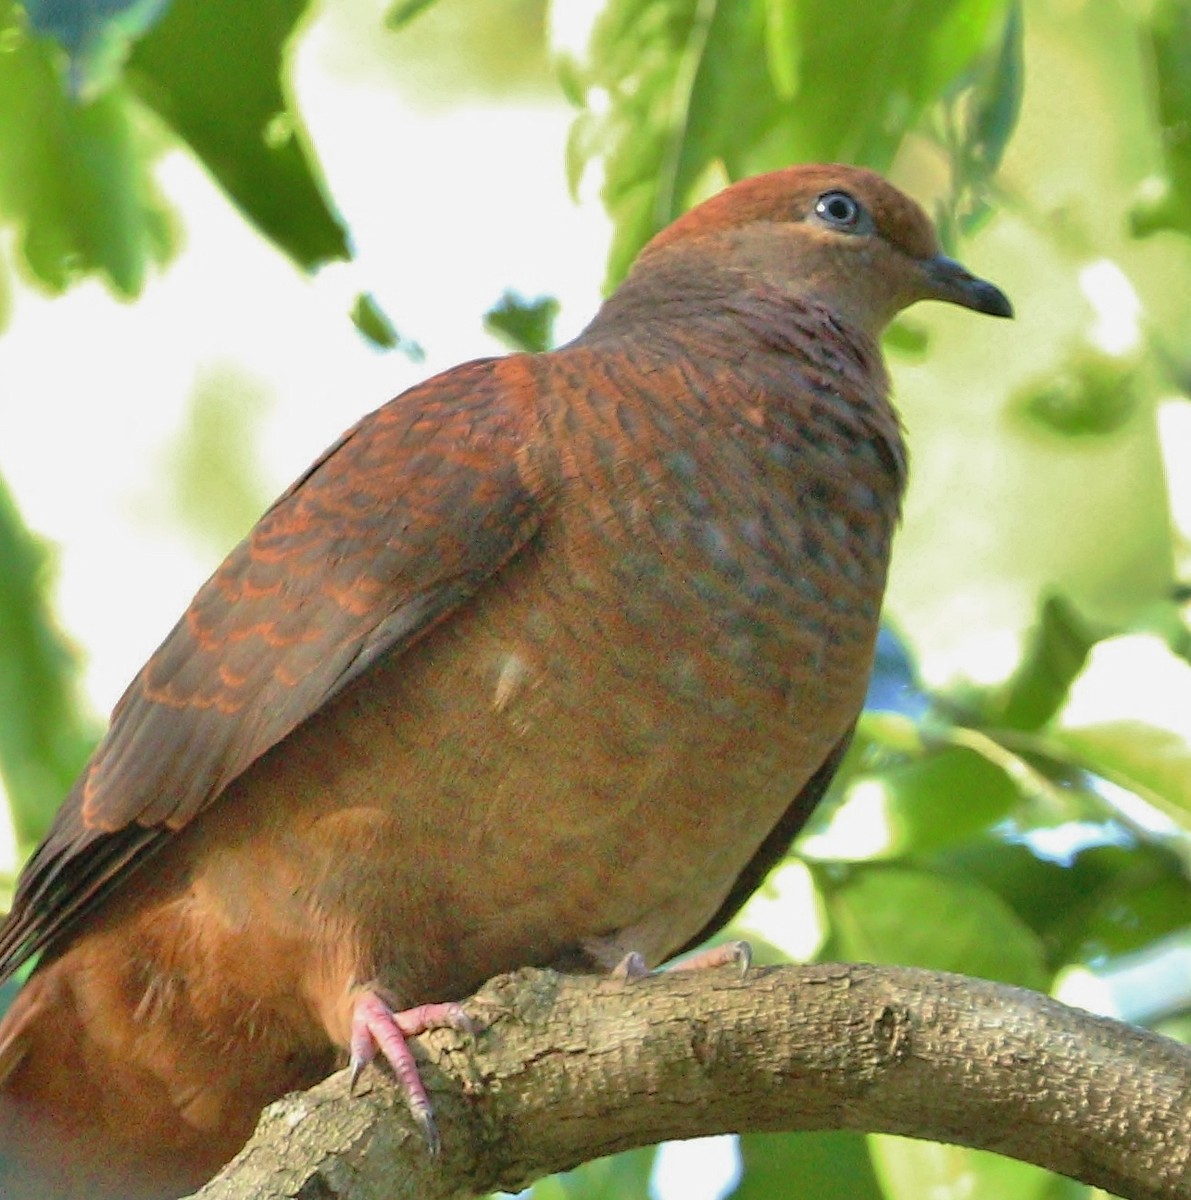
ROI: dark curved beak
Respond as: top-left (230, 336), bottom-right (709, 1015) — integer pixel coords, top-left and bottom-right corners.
top-left (922, 255), bottom-right (1013, 319)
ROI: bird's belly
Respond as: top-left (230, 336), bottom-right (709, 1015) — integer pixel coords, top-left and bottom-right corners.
top-left (200, 519), bottom-right (882, 1005)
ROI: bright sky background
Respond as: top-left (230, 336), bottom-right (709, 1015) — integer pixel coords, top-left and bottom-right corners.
top-left (0, 13), bottom-right (611, 725)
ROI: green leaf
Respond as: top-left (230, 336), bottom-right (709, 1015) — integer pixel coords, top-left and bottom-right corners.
top-left (1133, 0), bottom-right (1191, 238)
top-left (1008, 348), bottom-right (1140, 439)
top-left (1055, 721), bottom-right (1191, 827)
top-left (484, 290), bottom-right (560, 353)
top-left (962, 0), bottom-right (1023, 181)
top-left (862, 744), bottom-right (1022, 857)
top-left (386, 0), bottom-right (437, 29)
top-left (0, 0), bottom-right (172, 294)
top-left (569, 0), bottom-right (1011, 284)
top-left (986, 594), bottom-right (1103, 731)
top-left (0, 472), bottom-right (97, 849)
top-left (350, 292), bottom-right (424, 358)
top-left (530, 1146), bottom-right (657, 1200)
top-left (868, 1134), bottom-right (1083, 1200)
top-left (731, 1130), bottom-right (882, 1200)
top-left (164, 365), bottom-right (271, 557)
top-left (127, 0), bottom-right (348, 269)
top-left (935, 0), bottom-right (1023, 243)
top-left (821, 862), bottom-right (1050, 989)
top-left (23, 0), bottom-right (172, 97)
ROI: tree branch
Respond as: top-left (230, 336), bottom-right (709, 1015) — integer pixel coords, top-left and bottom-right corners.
top-left (189, 963), bottom-right (1191, 1200)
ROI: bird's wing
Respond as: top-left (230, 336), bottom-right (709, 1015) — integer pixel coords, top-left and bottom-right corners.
top-left (0, 355), bottom-right (552, 982)
top-left (669, 726), bottom-right (855, 961)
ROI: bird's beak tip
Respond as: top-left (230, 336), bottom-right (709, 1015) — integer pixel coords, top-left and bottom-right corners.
top-left (923, 255), bottom-right (1014, 320)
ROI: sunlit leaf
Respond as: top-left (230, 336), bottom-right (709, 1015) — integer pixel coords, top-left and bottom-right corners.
top-left (1008, 348), bottom-right (1140, 439)
top-left (821, 862), bottom-right (1050, 989)
top-left (165, 365), bottom-right (272, 557)
top-left (866, 744), bottom-right (1022, 856)
top-left (730, 1130), bottom-right (882, 1200)
top-left (869, 1134), bottom-right (1081, 1200)
top-left (1133, 0), bottom-right (1191, 239)
top-left (386, 0), bottom-right (437, 29)
top-left (531, 1146), bottom-right (657, 1200)
top-left (569, 0), bottom-right (1012, 283)
top-left (127, 0), bottom-right (348, 269)
top-left (986, 594), bottom-right (1103, 731)
top-left (962, 0), bottom-right (1023, 181)
top-left (484, 290), bottom-right (560, 353)
top-left (0, 473), bottom-right (97, 849)
top-left (350, 291), bottom-right (424, 358)
top-left (23, 0), bottom-right (172, 97)
top-left (0, 0), bottom-right (172, 294)
top-left (1055, 721), bottom-right (1191, 826)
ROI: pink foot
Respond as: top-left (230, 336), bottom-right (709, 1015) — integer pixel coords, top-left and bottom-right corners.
top-left (348, 989), bottom-right (473, 1153)
top-left (611, 940), bottom-right (752, 982)
top-left (668, 939), bottom-right (752, 978)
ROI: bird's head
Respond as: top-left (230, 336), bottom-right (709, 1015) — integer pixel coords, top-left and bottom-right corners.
top-left (638, 163), bottom-right (1012, 336)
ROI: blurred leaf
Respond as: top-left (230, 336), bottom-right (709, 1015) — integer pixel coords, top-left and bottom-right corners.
top-left (485, 290), bottom-right (560, 353)
top-left (384, 0), bottom-right (551, 101)
top-left (869, 1134), bottom-right (1083, 1200)
top-left (1008, 348), bottom-right (1140, 439)
top-left (939, 822), bottom-right (1191, 969)
top-left (883, 317), bottom-right (930, 359)
top-left (1054, 721), bottom-right (1191, 826)
top-left (985, 594), bottom-right (1103, 731)
top-left (386, 0), bottom-right (436, 29)
top-left (0, 473), bottom-right (97, 849)
top-left (127, 0), bottom-right (348, 270)
top-left (165, 365), bottom-right (271, 557)
top-left (350, 291), bottom-right (424, 358)
top-left (821, 862), bottom-right (1050, 989)
top-left (936, 0), bottom-right (1023, 243)
top-left (530, 1146), bottom-right (657, 1200)
top-left (350, 291), bottom-right (399, 350)
top-left (0, 0), bottom-right (172, 294)
top-left (961, 0), bottom-right (1022, 182)
top-left (1073, 869), bottom-right (1191, 962)
top-left (23, 0), bottom-right (172, 97)
top-left (569, 0), bottom-right (1011, 283)
top-left (1133, 0), bottom-right (1191, 238)
top-left (868, 744), bottom-right (1022, 856)
top-left (730, 1130), bottom-right (882, 1200)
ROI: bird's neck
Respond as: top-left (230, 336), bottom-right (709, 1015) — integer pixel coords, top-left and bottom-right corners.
top-left (578, 256), bottom-right (883, 370)
top-left (570, 256), bottom-right (907, 501)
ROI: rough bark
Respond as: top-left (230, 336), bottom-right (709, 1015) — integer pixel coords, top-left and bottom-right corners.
top-left (189, 963), bottom-right (1191, 1200)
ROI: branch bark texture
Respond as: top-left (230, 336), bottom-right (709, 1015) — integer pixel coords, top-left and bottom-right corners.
top-left (190, 963), bottom-right (1191, 1200)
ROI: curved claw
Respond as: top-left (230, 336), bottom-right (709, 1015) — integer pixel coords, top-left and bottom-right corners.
top-left (347, 990), bottom-right (472, 1153)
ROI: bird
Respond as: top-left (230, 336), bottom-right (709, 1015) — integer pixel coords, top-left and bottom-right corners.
top-left (0, 163), bottom-right (1011, 1198)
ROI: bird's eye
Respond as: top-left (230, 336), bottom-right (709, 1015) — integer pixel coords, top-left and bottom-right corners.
top-left (814, 190), bottom-right (862, 229)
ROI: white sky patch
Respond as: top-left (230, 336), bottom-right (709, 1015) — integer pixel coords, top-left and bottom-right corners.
top-left (737, 859), bottom-right (828, 961)
top-left (1078, 258), bottom-right (1142, 356)
top-left (547, 0), bottom-right (605, 61)
top-left (1052, 965), bottom-right (1120, 1019)
top-left (799, 779), bottom-right (896, 863)
top-left (651, 1135), bottom-right (742, 1200)
top-left (1159, 399), bottom-right (1191, 547)
top-left (1061, 634), bottom-right (1191, 741)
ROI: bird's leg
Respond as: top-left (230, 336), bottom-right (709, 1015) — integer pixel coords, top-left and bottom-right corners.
top-left (347, 987), bottom-right (473, 1153)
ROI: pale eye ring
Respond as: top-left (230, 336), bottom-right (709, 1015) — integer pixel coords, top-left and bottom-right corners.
top-left (814, 190), bottom-right (862, 228)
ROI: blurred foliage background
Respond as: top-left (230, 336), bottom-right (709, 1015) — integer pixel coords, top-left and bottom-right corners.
top-left (1, 0), bottom-right (1190, 1197)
